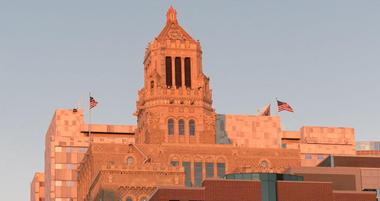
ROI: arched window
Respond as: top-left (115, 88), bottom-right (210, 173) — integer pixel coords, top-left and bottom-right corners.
top-left (185, 57), bottom-right (191, 88)
top-left (126, 156), bottom-right (134, 165)
top-left (126, 197), bottom-right (133, 201)
top-left (165, 56), bottom-right (172, 87)
top-left (175, 57), bottom-right (182, 88)
top-left (189, 119), bottom-right (195, 136)
top-left (178, 119), bottom-right (185, 135)
top-left (168, 119), bottom-right (174, 135)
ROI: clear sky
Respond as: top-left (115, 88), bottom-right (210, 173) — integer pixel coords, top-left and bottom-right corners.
top-left (1, 1), bottom-right (380, 200)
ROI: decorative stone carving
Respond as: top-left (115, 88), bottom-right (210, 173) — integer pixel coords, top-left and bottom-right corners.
top-left (167, 28), bottom-right (185, 41)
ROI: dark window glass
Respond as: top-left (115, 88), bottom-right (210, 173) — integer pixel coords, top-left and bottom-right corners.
top-left (206, 162), bottom-right (214, 178)
top-left (185, 57), bottom-right (191, 88)
top-left (150, 80), bottom-right (154, 89)
top-left (194, 162), bottom-right (203, 187)
top-left (126, 197), bottom-right (133, 201)
top-left (189, 119), bottom-right (195, 136)
top-left (165, 57), bottom-right (172, 87)
top-left (182, 162), bottom-right (192, 187)
top-left (175, 57), bottom-right (182, 88)
top-left (178, 119), bottom-right (185, 135)
top-left (170, 161), bottom-right (179, 167)
top-left (168, 119), bottom-right (174, 135)
top-left (217, 163), bottom-right (225, 178)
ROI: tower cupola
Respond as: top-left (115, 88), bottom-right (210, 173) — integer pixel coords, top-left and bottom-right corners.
top-left (135, 7), bottom-right (216, 145)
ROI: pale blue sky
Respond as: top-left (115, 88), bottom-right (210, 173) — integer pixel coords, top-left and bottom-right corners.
top-left (1, 1), bottom-right (380, 200)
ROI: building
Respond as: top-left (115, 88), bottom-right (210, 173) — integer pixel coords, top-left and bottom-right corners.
top-left (31, 172), bottom-right (45, 201)
top-left (43, 109), bottom-right (135, 201)
top-left (31, 6), bottom-right (378, 201)
top-left (357, 141), bottom-right (380, 156)
top-left (149, 179), bottom-right (376, 201)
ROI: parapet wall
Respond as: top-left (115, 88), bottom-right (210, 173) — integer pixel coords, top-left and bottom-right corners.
top-left (216, 114), bottom-right (281, 148)
top-left (300, 126), bottom-right (355, 145)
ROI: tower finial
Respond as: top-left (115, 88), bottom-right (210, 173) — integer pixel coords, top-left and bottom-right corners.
top-left (166, 6), bottom-right (178, 24)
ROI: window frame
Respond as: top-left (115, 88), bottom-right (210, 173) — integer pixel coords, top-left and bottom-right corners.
top-left (189, 119), bottom-right (195, 136)
top-left (168, 118), bottom-right (174, 135)
top-left (178, 119), bottom-right (185, 135)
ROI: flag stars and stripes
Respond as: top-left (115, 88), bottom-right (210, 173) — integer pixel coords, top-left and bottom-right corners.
top-left (90, 96), bottom-right (98, 109)
top-left (277, 100), bottom-right (294, 112)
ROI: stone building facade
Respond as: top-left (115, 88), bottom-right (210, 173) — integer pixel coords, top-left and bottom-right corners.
top-left (31, 172), bottom-right (45, 201)
top-left (43, 109), bottom-right (135, 201)
top-left (31, 6), bottom-right (367, 201)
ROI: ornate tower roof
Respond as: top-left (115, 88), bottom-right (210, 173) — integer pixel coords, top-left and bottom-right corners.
top-left (156, 6), bottom-right (196, 42)
top-left (136, 7), bottom-right (215, 145)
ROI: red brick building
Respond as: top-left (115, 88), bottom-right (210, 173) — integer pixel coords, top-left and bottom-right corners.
top-left (30, 6), bottom-right (380, 201)
top-left (149, 179), bottom-right (376, 201)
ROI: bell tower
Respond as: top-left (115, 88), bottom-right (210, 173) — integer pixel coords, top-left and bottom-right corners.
top-left (135, 6), bottom-right (216, 144)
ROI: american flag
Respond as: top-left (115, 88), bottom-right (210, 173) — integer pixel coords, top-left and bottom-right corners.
top-left (89, 96), bottom-right (98, 109)
top-left (277, 100), bottom-right (294, 112)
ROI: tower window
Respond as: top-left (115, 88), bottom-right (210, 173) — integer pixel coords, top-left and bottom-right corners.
top-left (175, 57), bottom-right (182, 88)
top-left (178, 119), bottom-right (185, 135)
top-left (150, 80), bottom-right (154, 89)
top-left (185, 57), bottom-right (191, 88)
top-left (126, 156), bottom-right (134, 165)
top-left (126, 197), bottom-right (133, 201)
top-left (189, 119), bottom-right (195, 136)
top-left (166, 57), bottom-right (172, 87)
top-left (168, 119), bottom-right (174, 135)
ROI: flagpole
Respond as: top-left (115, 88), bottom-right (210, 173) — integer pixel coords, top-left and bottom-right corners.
top-left (275, 97), bottom-right (279, 116)
top-left (89, 92), bottom-right (92, 136)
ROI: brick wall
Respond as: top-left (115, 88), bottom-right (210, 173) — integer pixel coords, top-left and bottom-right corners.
top-left (277, 181), bottom-right (334, 201)
top-left (333, 191), bottom-right (376, 201)
top-left (203, 180), bottom-right (261, 201)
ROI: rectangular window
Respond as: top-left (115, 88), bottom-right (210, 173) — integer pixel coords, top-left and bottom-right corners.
top-left (217, 163), bottom-right (225, 178)
top-left (182, 162), bottom-right (192, 187)
top-left (194, 162), bottom-right (203, 187)
top-left (66, 181), bottom-right (75, 187)
top-left (165, 57), bottom-right (172, 87)
top-left (55, 180), bottom-right (62, 186)
top-left (55, 147), bottom-right (62, 152)
top-left (184, 57), bottom-right (191, 88)
top-left (79, 147), bottom-right (87, 153)
top-left (305, 154), bottom-right (312, 160)
top-left (67, 164), bottom-right (76, 170)
top-left (317, 154), bottom-right (325, 161)
top-left (175, 57), bottom-right (182, 88)
top-left (206, 162), bottom-right (214, 178)
top-left (55, 164), bottom-right (63, 169)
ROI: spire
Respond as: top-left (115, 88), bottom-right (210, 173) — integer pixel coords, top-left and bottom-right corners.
top-left (166, 6), bottom-right (178, 24)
